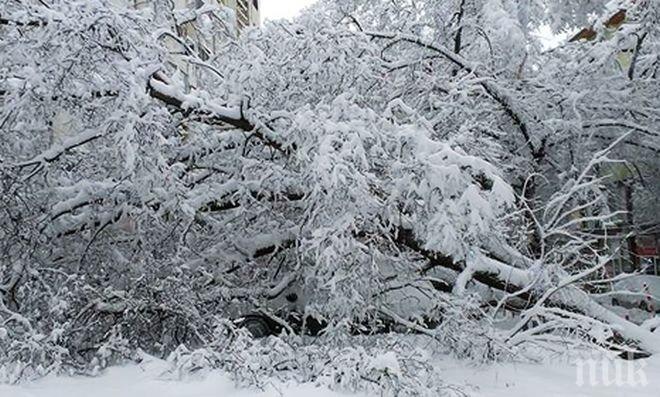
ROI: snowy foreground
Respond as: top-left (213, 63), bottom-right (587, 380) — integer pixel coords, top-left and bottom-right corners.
top-left (3, 354), bottom-right (659, 397)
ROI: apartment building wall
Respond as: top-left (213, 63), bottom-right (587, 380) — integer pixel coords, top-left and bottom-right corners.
top-left (220, 0), bottom-right (261, 29)
top-left (113, 1), bottom-right (260, 32)
top-left (111, 0), bottom-right (260, 90)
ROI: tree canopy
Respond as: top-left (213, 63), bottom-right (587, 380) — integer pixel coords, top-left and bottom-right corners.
top-left (1, 0), bottom-right (659, 394)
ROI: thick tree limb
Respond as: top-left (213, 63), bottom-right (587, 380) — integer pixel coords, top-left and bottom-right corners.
top-left (393, 227), bottom-right (660, 354)
top-left (452, 0), bottom-right (467, 55)
top-left (0, 16), bottom-right (47, 27)
top-left (148, 73), bottom-right (254, 131)
top-left (200, 190), bottom-right (305, 213)
top-left (394, 228), bottom-right (537, 302)
top-left (148, 73), bottom-right (290, 153)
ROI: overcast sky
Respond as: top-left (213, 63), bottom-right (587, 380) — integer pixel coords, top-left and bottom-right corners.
top-left (261, 0), bottom-right (318, 21)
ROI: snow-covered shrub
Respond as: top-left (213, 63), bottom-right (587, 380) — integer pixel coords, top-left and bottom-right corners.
top-left (166, 320), bottom-right (467, 397)
top-left (0, 327), bottom-right (69, 384)
top-left (432, 295), bottom-right (512, 363)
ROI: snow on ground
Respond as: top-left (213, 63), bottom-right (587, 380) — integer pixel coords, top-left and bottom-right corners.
top-left (0, 356), bottom-right (364, 397)
top-left (438, 354), bottom-right (660, 397)
top-left (2, 353), bottom-right (659, 397)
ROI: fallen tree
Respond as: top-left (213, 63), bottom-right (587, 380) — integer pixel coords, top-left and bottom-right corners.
top-left (147, 71), bottom-right (660, 354)
top-left (1, 1), bottom-right (659, 392)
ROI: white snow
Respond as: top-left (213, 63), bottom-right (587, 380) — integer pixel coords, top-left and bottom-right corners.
top-left (0, 356), bottom-right (365, 397)
top-left (366, 352), bottom-right (401, 376)
top-left (148, 78), bottom-right (242, 121)
top-left (3, 354), bottom-right (660, 397)
top-left (438, 353), bottom-right (660, 397)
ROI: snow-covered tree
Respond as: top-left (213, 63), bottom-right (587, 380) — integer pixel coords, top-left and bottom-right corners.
top-left (1, 0), bottom-right (658, 393)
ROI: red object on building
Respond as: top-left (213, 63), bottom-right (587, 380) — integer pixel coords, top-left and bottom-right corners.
top-left (635, 246), bottom-right (658, 256)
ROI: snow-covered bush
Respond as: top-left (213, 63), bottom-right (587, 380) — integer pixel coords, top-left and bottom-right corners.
top-left (166, 320), bottom-right (469, 397)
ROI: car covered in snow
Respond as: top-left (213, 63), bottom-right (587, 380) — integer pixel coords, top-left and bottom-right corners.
top-left (233, 265), bottom-right (505, 338)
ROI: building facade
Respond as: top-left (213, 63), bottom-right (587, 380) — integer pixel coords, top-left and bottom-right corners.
top-left (221, 0), bottom-right (261, 29)
top-left (116, 0), bottom-right (260, 90)
top-left (120, 1), bottom-right (260, 32)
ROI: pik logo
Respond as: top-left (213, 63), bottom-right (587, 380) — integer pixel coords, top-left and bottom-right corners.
top-left (575, 353), bottom-right (648, 387)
